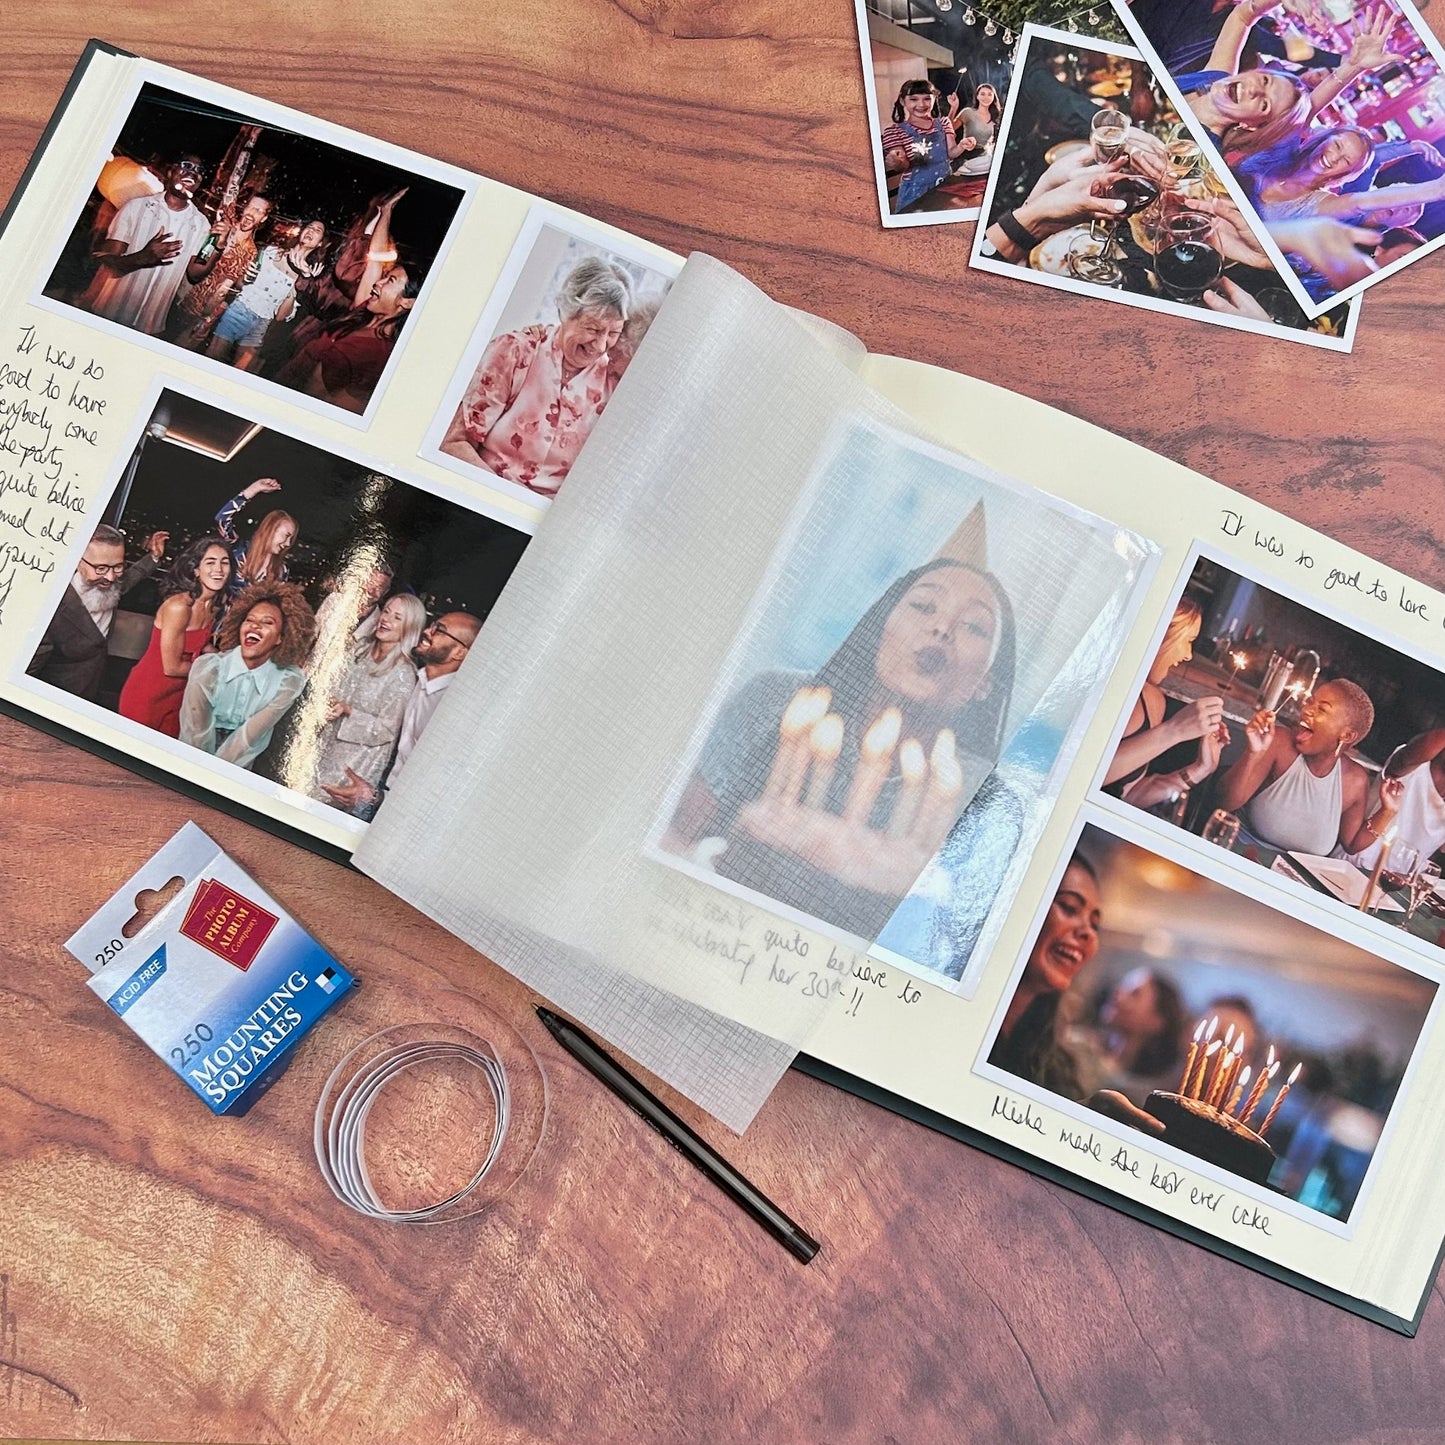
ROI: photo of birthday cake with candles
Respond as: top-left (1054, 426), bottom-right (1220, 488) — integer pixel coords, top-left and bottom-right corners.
top-left (1145, 1017), bottom-right (1301, 1186)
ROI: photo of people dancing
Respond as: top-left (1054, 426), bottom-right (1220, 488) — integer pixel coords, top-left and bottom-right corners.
top-left (1125, 0), bottom-right (1445, 303)
top-left (1103, 556), bottom-right (1445, 955)
top-left (42, 83), bottom-right (465, 415)
top-left (24, 390), bottom-right (530, 823)
top-left (988, 825), bottom-right (1436, 1220)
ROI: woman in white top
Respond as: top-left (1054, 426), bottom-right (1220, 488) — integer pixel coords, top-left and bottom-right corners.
top-left (1217, 678), bottom-right (1388, 857)
top-left (1341, 729), bottom-right (1445, 871)
top-left (208, 219), bottom-right (328, 371)
top-left (309, 592), bottom-right (425, 802)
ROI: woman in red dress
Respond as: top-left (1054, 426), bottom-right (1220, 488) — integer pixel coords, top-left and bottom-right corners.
top-left (118, 535), bottom-right (232, 736)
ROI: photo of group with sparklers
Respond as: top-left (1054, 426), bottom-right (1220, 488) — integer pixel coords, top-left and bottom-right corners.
top-left (985, 821), bottom-right (1437, 1220)
top-left (19, 388), bottom-right (529, 829)
top-left (653, 416), bottom-right (1152, 947)
top-left (38, 81), bottom-right (467, 418)
top-left (1100, 552), bottom-right (1445, 962)
top-left (1115, 0), bottom-right (1445, 310)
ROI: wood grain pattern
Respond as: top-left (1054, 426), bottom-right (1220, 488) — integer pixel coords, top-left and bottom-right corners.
top-left (3, 3), bottom-right (1445, 1442)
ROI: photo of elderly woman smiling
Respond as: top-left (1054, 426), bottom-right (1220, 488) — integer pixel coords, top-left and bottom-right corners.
top-left (427, 212), bottom-right (678, 504)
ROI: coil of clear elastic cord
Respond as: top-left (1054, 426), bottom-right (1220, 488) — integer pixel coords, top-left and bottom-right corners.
top-left (314, 994), bottom-right (548, 1224)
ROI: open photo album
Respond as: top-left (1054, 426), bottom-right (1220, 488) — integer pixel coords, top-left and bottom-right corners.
top-left (4, 42), bottom-right (1445, 1332)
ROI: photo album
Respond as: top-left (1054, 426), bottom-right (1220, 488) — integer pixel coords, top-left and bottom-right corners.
top-left (4, 41), bottom-right (1445, 1333)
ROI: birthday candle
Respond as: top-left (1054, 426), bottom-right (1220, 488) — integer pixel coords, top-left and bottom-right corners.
top-left (1192, 1038), bottom-right (1222, 1101)
top-left (1226, 1065), bottom-right (1251, 1118)
top-left (910, 728), bottom-right (965, 845)
top-left (802, 714), bottom-right (845, 810)
top-left (1236, 1063), bottom-right (1283, 1127)
top-left (1209, 1037), bottom-right (1241, 1110)
top-left (1239, 1050), bottom-right (1275, 1127)
top-left (1259, 1062), bottom-right (1303, 1138)
top-left (1177, 1019), bottom-right (1206, 1094)
top-left (844, 707), bottom-right (902, 826)
top-left (1186, 1018), bottom-right (1219, 1097)
top-left (765, 687), bottom-right (830, 801)
top-left (888, 738), bottom-right (928, 837)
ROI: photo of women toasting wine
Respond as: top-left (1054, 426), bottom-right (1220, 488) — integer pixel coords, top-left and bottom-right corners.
top-left (1101, 553), bottom-right (1445, 962)
top-left (654, 417), bottom-right (1153, 945)
top-left (973, 27), bottom-right (1356, 346)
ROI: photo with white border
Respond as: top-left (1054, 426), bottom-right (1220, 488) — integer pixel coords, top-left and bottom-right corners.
top-left (976, 805), bottom-right (1441, 1234)
top-left (971, 25), bottom-right (1361, 351)
top-left (1110, 0), bottom-right (1445, 319)
top-left (420, 205), bottom-right (680, 510)
top-left (30, 63), bottom-right (474, 429)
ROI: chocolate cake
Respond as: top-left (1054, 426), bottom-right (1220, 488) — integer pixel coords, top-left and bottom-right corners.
top-left (1145, 1091), bottom-right (1277, 1185)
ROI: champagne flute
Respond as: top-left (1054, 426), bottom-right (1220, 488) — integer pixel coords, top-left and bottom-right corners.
top-left (1155, 210), bottom-right (1224, 303)
top-left (1382, 842), bottom-right (1420, 895)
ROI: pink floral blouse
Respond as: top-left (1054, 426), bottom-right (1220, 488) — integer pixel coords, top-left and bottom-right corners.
top-left (452, 324), bottom-right (614, 496)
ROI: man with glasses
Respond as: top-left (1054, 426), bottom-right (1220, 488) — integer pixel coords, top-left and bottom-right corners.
top-left (81, 152), bottom-right (214, 335)
top-left (321, 609), bottom-right (481, 818)
top-left (28, 524), bottom-right (169, 702)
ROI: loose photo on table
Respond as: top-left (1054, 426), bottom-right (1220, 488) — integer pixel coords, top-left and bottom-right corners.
top-left (423, 208), bottom-right (679, 507)
top-left (855, 0), bottom-right (1021, 225)
top-left (972, 26), bottom-right (1357, 348)
top-left (649, 415), bottom-right (1152, 947)
top-left (1113, 0), bottom-right (1445, 315)
top-left (1097, 551), bottom-right (1445, 960)
top-left (36, 79), bottom-right (468, 419)
top-left (982, 818), bottom-right (1438, 1223)
top-left (17, 386), bottom-right (530, 830)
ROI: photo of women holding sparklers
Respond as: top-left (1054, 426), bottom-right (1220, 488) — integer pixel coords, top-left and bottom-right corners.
top-left (665, 555), bottom-right (1017, 937)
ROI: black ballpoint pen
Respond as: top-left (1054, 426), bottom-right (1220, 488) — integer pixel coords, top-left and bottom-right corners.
top-left (535, 1005), bottom-right (820, 1264)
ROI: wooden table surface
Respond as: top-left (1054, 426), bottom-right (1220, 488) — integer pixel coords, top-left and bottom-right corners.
top-left (4, 4), bottom-right (1445, 1443)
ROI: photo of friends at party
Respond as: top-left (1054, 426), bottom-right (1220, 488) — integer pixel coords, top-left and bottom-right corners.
top-left (655, 418), bottom-right (1150, 945)
top-left (22, 390), bottom-right (529, 827)
top-left (1102, 554), bottom-right (1445, 957)
top-left (986, 822), bottom-right (1437, 1219)
top-left (426, 213), bottom-right (678, 505)
top-left (1118, 0), bottom-right (1445, 307)
top-left (859, 0), bottom-right (1016, 221)
top-left (39, 83), bottom-right (466, 416)
top-left (977, 29), bottom-right (1355, 342)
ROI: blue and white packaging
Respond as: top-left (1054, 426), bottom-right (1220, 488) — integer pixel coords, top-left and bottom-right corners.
top-left (66, 823), bottom-right (357, 1115)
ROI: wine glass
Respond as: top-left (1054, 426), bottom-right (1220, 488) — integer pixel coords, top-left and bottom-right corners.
top-left (1406, 859), bottom-right (1441, 921)
top-left (1091, 108), bottom-right (1131, 165)
top-left (1202, 809), bottom-right (1241, 849)
top-left (1155, 210), bottom-right (1224, 304)
top-left (1381, 842), bottom-right (1420, 895)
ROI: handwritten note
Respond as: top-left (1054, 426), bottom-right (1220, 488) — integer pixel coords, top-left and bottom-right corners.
top-left (0, 321), bottom-right (113, 633)
top-left (1220, 508), bottom-right (1434, 626)
top-left (644, 871), bottom-right (928, 1025)
top-left (991, 1089), bottom-right (1275, 1238)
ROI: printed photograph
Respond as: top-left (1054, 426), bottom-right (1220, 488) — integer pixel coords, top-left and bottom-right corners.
top-left (984, 819), bottom-right (1438, 1222)
top-left (856, 0), bottom-right (1024, 224)
top-left (19, 387), bottom-right (530, 830)
top-left (972, 26), bottom-right (1358, 347)
top-left (1114, 0), bottom-right (1445, 314)
top-left (38, 81), bottom-right (468, 418)
top-left (424, 209), bottom-right (679, 506)
top-left (1099, 552), bottom-right (1445, 960)
top-left (651, 416), bottom-right (1152, 947)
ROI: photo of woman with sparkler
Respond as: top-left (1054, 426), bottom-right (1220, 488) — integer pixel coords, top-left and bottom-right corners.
top-left (664, 553), bottom-right (1018, 938)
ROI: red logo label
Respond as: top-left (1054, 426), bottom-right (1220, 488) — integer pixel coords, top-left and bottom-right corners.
top-left (179, 879), bottom-right (278, 971)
